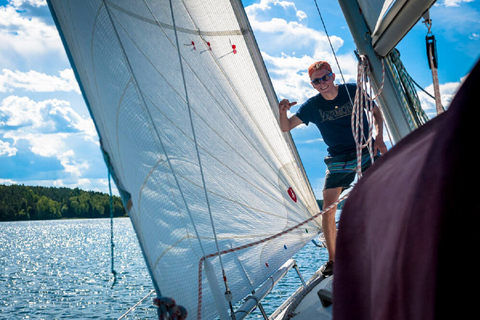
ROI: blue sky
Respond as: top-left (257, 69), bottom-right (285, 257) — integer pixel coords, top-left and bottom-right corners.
top-left (0, 0), bottom-right (479, 198)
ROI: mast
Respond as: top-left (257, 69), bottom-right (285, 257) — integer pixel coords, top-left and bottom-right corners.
top-left (338, 0), bottom-right (409, 142)
top-left (337, 0), bottom-right (428, 142)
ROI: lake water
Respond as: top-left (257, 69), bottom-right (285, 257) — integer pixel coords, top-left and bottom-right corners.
top-left (0, 218), bottom-right (328, 319)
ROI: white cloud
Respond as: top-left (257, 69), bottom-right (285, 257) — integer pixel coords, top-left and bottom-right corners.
top-left (1, 95), bottom-right (45, 129)
top-left (21, 132), bottom-right (68, 157)
top-left (296, 10), bottom-right (307, 21)
top-left (0, 178), bottom-right (17, 185)
top-left (0, 95), bottom-right (95, 136)
top-left (0, 95), bottom-right (99, 188)
top-left (2, 130), bottom-right (92, 180)
top-left (246, 5), bottom-right (344, 55)
top-left (246, 0), bottom-right (297, 13)
top-left (440, 0), bottom-right (474, 7)
top-left (469, 33), bottom-right (480, 40)
top-left (0, 69), bottom-right (80, 93)
top-left (0, 3), bottom-right (64, 67)
top-left (10, 0), bottom-right (47, 8)
top-left (0, 139), bottom-right (17, 156)
top-left (0, 2), bottom-right (109, 193)
top-left (417, 77), bottom-right (464, 118)
top-left (245, 0), bottom-right (357, 103)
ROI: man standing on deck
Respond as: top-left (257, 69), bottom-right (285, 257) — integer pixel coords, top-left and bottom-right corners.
top-left (279, 61), bottom-right (387, 276)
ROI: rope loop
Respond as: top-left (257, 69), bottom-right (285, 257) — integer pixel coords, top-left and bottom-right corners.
top-left (351, 55), bottom-right (385, 177)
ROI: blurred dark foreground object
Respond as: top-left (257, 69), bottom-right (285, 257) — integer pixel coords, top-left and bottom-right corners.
top-left (334, 58), bottom-right (480, 320)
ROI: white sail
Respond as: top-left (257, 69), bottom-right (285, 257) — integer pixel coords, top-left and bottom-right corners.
top-left (47, 0), bottom-right (321, 318)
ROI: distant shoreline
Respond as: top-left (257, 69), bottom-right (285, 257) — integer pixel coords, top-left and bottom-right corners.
top-left (0, 216), bottom-right (130, 223)
top-left (0, 184), bottom-right (127, 222)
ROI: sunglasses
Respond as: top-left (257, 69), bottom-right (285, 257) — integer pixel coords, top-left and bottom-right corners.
top-left (311, 72), bottom-right (333, 85)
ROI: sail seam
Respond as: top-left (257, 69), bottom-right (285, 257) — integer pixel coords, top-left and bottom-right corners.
top-left (196, 189), bottom-right (351, 319)
top-left (109, 0), bottom-right (316, 224)
top-left (103, 0), bottom-right (209, 259)
top-left (165, 0), bottom-right (228, 283)
top-left (106, 0), bottom-right (244, 37)
top-left (109, 1), bottom-right (305, 208)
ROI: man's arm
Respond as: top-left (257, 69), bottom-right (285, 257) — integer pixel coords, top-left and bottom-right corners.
top-left (279, 99), bottom-right (303, 132)
top-left (372, 105), bottom-right (388, 154)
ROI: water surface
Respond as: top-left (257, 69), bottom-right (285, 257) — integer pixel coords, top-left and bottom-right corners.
top-left (0, 218), bottom-right (327, 319)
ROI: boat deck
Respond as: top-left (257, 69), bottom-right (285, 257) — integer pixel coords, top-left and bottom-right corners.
top-left (272, 272), bottom-right (333, 320)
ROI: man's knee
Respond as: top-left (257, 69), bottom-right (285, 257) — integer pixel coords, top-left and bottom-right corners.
top-left (323, 187), bottom-right (342, 205)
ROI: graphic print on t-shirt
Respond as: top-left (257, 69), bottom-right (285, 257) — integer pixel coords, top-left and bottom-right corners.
top-left (318, 101), bottom-right (353, 122)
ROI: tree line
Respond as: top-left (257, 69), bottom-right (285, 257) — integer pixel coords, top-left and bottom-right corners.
top-left (0, 184), bottom-right (126, 221)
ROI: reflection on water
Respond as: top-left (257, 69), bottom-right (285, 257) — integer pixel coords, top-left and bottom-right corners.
top-left (0, 218), bottom-right (327, 319)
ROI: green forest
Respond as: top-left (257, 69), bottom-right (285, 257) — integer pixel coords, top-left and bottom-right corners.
top-left (0, 184), bottom-right (126, 221)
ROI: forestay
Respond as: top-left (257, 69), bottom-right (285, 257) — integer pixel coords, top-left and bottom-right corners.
top-left (47, 0), bottom-right (321, 319)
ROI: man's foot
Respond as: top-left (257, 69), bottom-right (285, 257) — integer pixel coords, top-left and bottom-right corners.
top-left (321, 260), bottom-right (334, 276)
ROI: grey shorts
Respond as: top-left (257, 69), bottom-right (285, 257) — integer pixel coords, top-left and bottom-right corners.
top-left (324, 150), bottom-right (378, 190)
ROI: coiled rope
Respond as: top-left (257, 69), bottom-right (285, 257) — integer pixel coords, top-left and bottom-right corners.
top-left (314, 0), bottom-right (386, 177)
top-left (351, 55), bottom-right (385, 177)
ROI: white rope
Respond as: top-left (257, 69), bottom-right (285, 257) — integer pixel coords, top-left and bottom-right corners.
top-left (351, 56), bottom-right (385, 177)
top-left (117, 289), bottom-right (155, 320)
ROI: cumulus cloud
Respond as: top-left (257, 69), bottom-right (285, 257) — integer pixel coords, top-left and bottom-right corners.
top-left (0, 1), bottom-right (110, 192)
top-left (246, 1), bottom-right (343, 55)
top-left (0, 3), bottom-right (64, 68)
top-left (0, 139), bottom-right (17, 156)
top-left (242, 0), bottom-right (366, 158)
top-left (0, 94), bottom-right (100, 188)
top-left (440, 0), bottom-right (474, 7)
top-left (0, 96), bottom-right (95, 136)
top-left (417, 78), bottom-right (464, 118)
top-left (10, 0), bottom-right (47, 8)
top-left (0, 69), bottom-right (80, 93)
top-left (245, 0), bottom-right (357, 105)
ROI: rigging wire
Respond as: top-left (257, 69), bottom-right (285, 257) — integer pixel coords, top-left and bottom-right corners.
top-left (313, 0), bottom-right (349, 90)
top-left (117, 290), bottom-right (155, 320)
top-left (108, 170), bottom-right (118, 288)
top-left (139, 0), bottom-right (208, 259)
top-left (165, 0), bottom-right (235, 318)
top-left (139, 0), bottom-right (314, 232)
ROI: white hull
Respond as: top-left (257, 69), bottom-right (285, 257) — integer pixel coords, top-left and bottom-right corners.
top-left (272, 270), bottom-right (333, 320)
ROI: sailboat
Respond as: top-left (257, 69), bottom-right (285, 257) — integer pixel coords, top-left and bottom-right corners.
top-left (46, 0), bottom-right (475, 319)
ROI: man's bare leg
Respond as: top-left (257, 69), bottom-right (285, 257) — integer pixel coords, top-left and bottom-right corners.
top-left (322, 187), bottom-right (343, 262)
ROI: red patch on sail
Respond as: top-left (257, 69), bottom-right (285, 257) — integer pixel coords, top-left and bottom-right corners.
top-left (287, 187), bottom-right (297, 202)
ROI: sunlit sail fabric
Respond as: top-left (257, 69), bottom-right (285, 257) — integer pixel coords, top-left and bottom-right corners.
top-left (47, 0), bottom-right (321, 318)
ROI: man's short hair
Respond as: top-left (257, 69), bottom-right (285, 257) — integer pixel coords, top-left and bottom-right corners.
top-left (308, 61), bottom-right (333, 78)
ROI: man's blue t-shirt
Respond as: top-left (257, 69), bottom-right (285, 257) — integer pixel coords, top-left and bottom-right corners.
top-left (295, 84), bottom-right (370, 157)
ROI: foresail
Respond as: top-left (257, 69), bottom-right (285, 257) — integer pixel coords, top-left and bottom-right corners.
top-left (47, 0), bottom-right (321, 319)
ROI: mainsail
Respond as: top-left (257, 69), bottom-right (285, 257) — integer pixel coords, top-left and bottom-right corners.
top-left (47, 0), bottom-right (321, 318)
